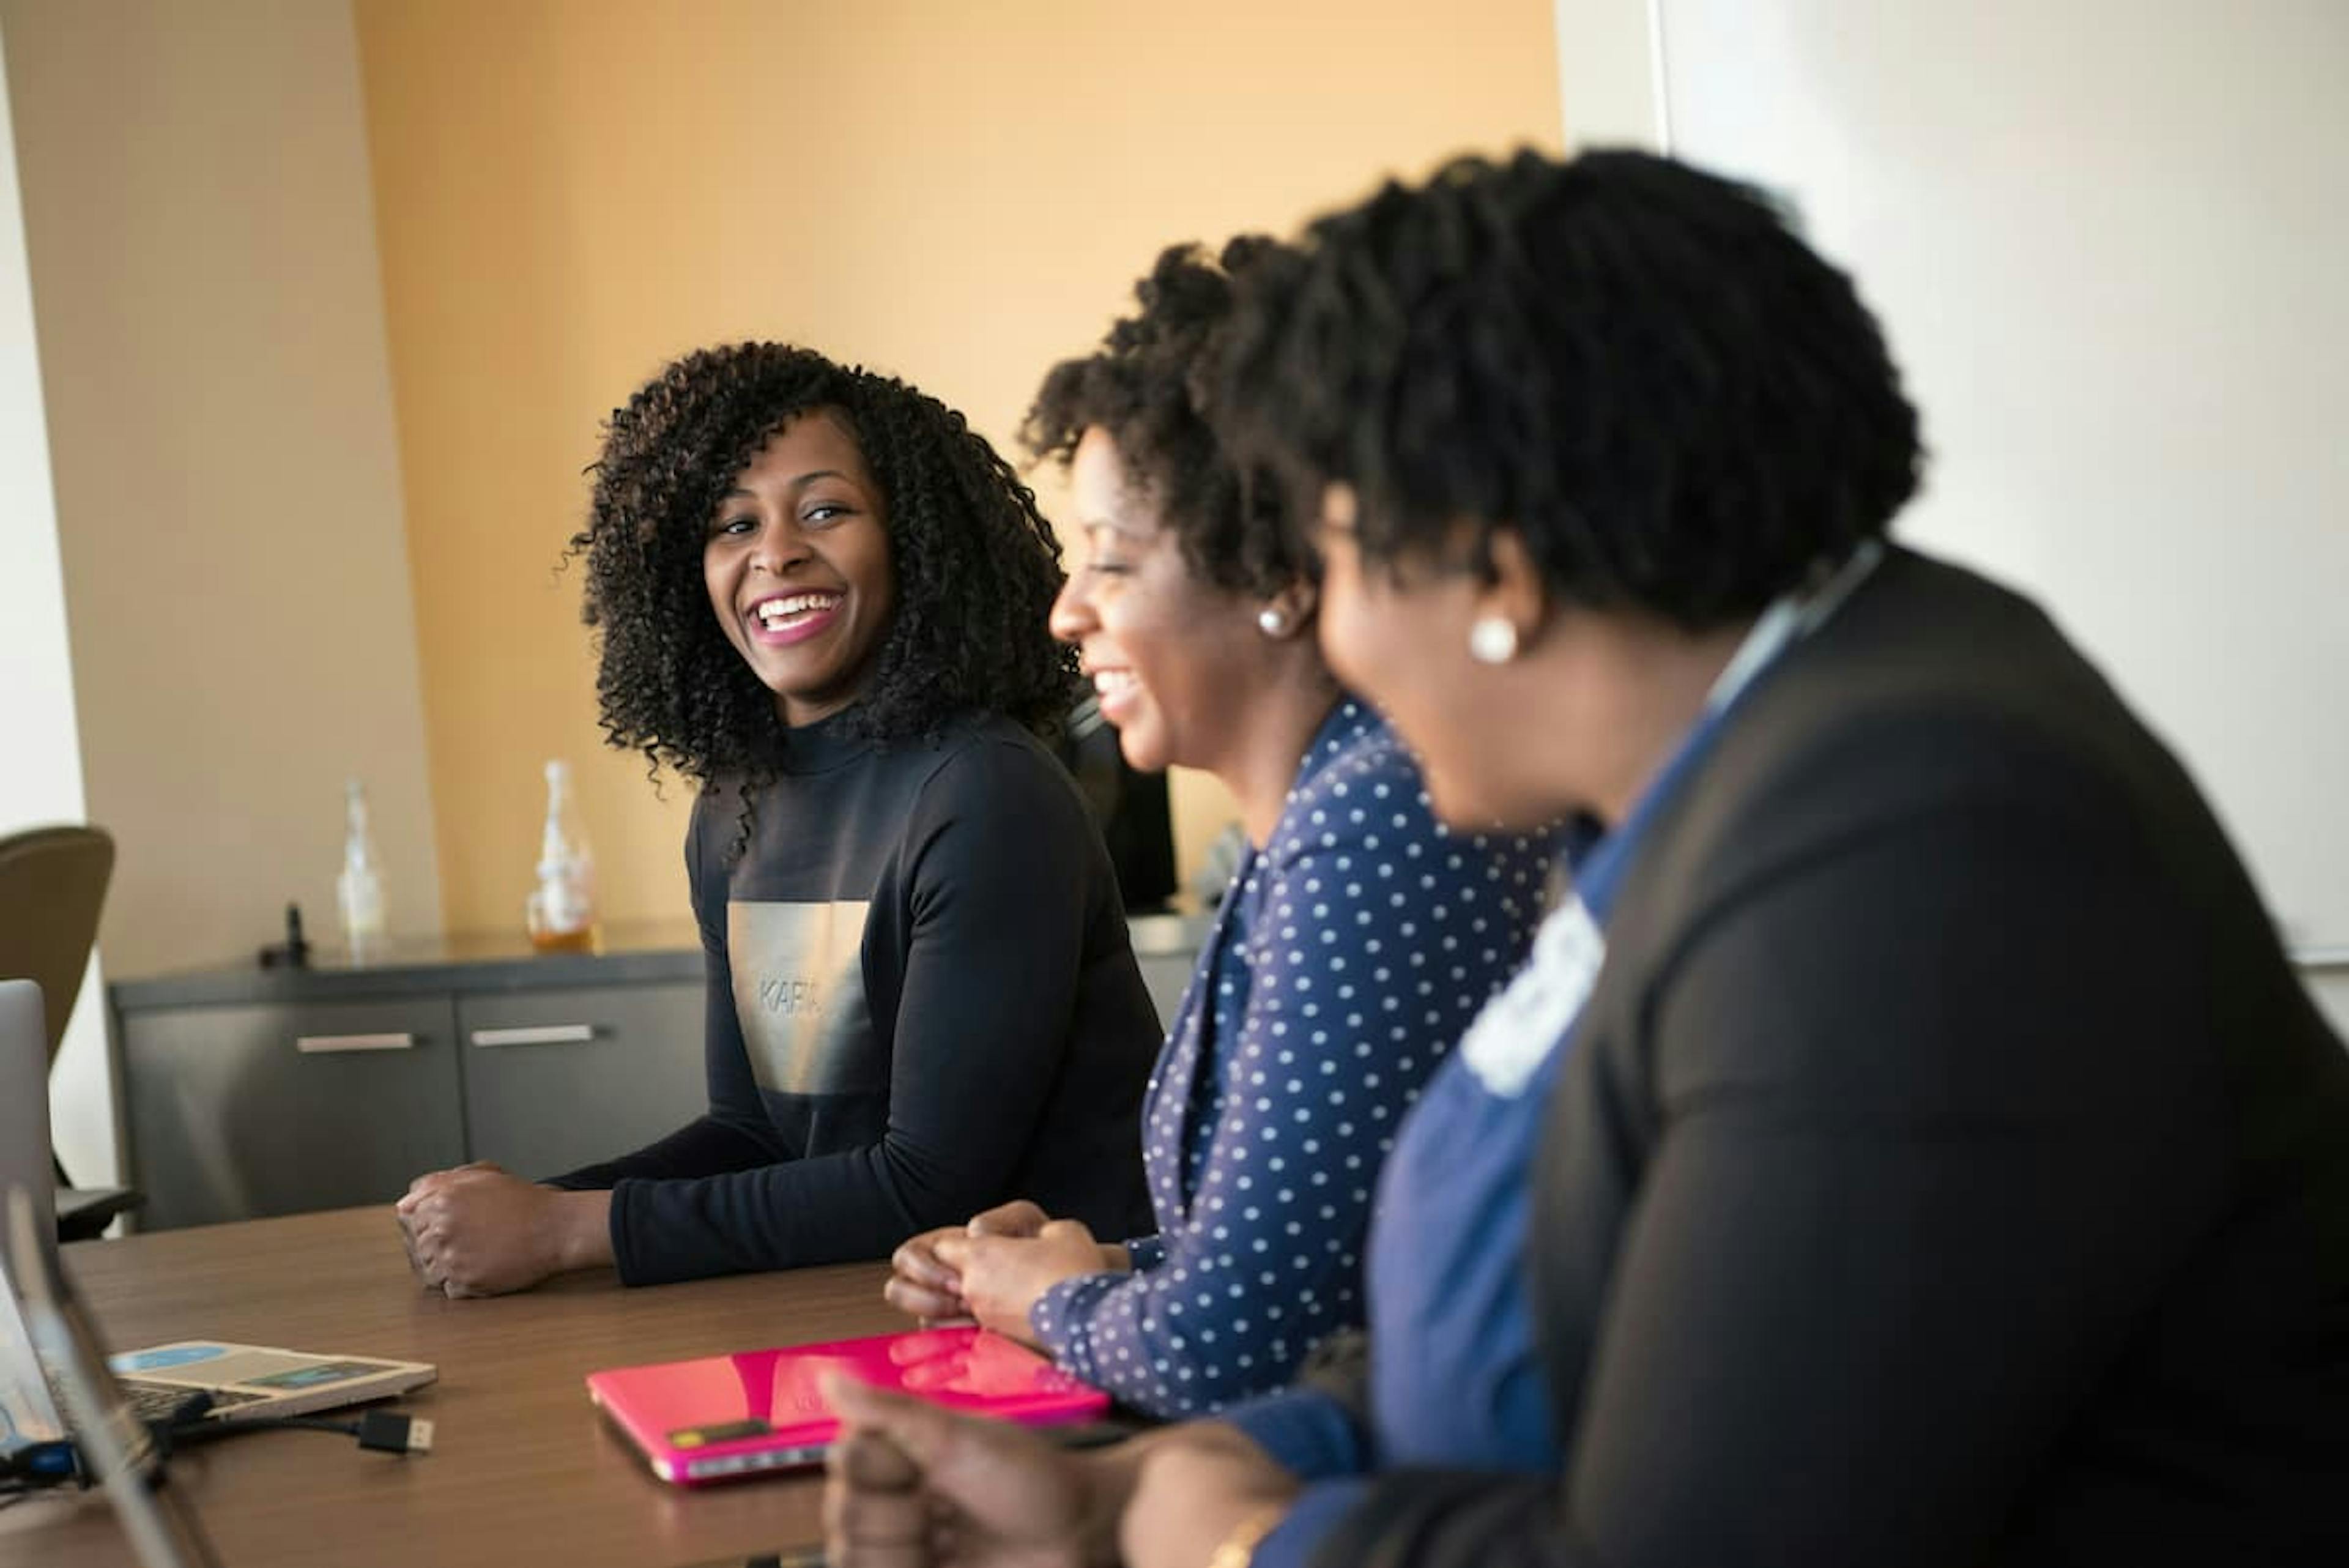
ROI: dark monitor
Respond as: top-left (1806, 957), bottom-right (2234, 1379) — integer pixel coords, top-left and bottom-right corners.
top-left (1056, 693), bottom-right (1178, 913)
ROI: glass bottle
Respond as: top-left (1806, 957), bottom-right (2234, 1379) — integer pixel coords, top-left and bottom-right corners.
top-left (526, 759), bottom-right (598, 953)
top-left (336, 778), bottom-right (388, 961)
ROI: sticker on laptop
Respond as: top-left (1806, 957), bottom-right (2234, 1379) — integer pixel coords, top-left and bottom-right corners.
top-left (669, 1419), bottom-right (776, 1449)
top-left (242, 1359), bottom-right (393, 1390)
top-left (110, 1344), bottom-right (229, 1372)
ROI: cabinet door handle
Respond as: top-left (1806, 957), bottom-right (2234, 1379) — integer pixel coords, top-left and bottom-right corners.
top-left (294, 1032), bottom-right (417, 1053)
top-left (469, 1024), bottom-right (598, 1048)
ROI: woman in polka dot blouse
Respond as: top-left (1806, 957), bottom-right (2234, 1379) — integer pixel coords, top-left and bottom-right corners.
top-left (881, 239), bottom-right (1556, 1418)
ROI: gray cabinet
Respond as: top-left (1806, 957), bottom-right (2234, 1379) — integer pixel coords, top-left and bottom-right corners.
top-left (121, 996), bottom-right (466, 1230)
top-left (113, 928), bottom-right (711, 1232)
top-left (114, 915), bottom-right (1209, 1231)
top-left (456, 981), bottom-right (705, 1180)
top-left (1129, 911), bottom-right (1209, 1038)
top-left (1134, 951), bottom-right (1198, 1036)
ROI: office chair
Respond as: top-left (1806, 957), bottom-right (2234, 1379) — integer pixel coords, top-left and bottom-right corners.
top-left (0, 823), bottom-right (140, 1240)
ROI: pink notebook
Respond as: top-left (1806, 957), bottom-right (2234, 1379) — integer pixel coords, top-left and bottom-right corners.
top-left (587, 1325), bottom-right (1110, 1484)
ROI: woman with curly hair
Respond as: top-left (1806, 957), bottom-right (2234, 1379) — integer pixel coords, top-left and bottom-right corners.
top-left (879, 241), bottom-right (1554, 1417)
top-left (397, 343), bottom-right (1161, 1295)
top-left (822, 152), bottom-right (2349, 1568)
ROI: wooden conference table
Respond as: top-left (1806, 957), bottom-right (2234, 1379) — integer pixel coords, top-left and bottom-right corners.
top-left (0, 1206), bottom-right (904, 1567)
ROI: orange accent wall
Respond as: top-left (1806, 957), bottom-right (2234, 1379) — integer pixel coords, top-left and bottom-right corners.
top-left (354, 0), bottom-right (1562, 934)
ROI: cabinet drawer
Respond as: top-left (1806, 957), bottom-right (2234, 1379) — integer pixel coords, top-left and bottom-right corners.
top-left (1135, 951), bottom-right (1197, 1039)
top-left (121, 997), bottom-right (464, 1230)
top-left (456, 982), bottom-right (704, 1179)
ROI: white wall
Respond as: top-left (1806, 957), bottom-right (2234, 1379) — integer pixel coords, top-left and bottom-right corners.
top-left (1557, 0), bottom-right (2349, 1029)
top-left (1551, 0), bottom-right (1666, 150)
top-left (0, 21), bottom-right (113, 1186)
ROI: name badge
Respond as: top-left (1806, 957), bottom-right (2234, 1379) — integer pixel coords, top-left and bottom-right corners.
top-left (1458, 896), bottom-right (1606, 1098)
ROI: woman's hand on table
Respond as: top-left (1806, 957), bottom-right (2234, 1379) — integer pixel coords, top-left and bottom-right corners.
top-left (886, 1199), bottom-right (1129, 1328)
top-left (395, 1162), bottom-right (612, 1296)
top-left (823, 1382), bottom-right (1298, 1568)
top-left (823, 1372), bottom-right (1125, 1568)
top-left (931, 1216), bottom-right (1125, 1350)
top-left (886, 1198), bottom-right (1045, 1322)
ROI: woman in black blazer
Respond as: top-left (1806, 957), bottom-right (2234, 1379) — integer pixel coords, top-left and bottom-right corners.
top-left (821, 150), bottom-right (2349, 1568)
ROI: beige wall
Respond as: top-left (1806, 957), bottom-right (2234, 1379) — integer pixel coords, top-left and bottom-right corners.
top-left (354, 0), bottom-right (1563, 935)
top-left (2, 0), bottom-right (444, 978)
top-left (0, 17), bottom-right (114, 1182)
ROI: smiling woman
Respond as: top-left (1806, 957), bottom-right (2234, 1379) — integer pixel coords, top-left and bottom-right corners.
top-left (819, 152), bottom-right (2349, 1568)
top-left (700, 411), bottom-right (898, 730)
top-left (393, 342), bottom-right (1163, 1296)
top-left (875, 244), bottom-right (1557, 1420)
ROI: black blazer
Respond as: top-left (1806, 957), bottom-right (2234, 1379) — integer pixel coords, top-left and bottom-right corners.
top-left (1318, 550), bottom-right (2349, 1567)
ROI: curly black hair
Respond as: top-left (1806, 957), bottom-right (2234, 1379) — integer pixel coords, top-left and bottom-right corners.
top-left (1215, 149), bottom-right (1925, 629)
top-left (1022, 237), bottom-right (1306, 598)
top-left (572, 342), bottom-right (1075, 793)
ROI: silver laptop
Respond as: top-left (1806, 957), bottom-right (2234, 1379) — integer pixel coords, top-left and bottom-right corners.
top-left (7, 1184), bottom-right (218, 1568)
top-left (0, 978), bottom-right (435, 1446)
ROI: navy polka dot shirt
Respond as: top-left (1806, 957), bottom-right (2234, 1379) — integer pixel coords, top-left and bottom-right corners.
top-left (1030, 699), bottom-right (1555, 1416)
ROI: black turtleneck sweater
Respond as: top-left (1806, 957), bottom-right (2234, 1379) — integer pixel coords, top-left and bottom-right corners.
top-left (551, 709), bottom-right (1160, 1286)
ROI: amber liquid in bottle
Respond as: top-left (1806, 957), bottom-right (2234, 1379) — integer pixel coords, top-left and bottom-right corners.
top-left (528, 925), bottom-right (597, 956)
top-left (526, 760), bottom-right (598, 956)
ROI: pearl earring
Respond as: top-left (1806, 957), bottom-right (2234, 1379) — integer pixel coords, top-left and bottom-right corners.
top-left (1257, 608), bottom-right (1290, 638)
top-left (1468, 615), bottom-right (1519, 665)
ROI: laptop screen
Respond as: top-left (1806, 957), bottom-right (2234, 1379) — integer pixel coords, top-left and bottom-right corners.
top-left (0, 979), bottom-right (65, 1448)
top-left (0, 1239), bottom-right (64, 1449)
top-left (6, 1186), bottom-right (220, 1568)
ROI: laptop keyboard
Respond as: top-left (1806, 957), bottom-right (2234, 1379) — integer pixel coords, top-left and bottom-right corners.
top-left (36, 1367), bottom-right (261, 1432)
top-left (120, 1380), bottom-right (269, 1422)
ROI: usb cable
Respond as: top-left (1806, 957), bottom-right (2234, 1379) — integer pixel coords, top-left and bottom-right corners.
top-left (163, 1405), bottom-right (434, 1457)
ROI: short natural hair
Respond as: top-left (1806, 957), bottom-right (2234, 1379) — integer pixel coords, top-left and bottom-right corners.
top-left (1216, 149), bottom-right (1925, 626)
top-left (1022, 237), bottom-right (1305, 598)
